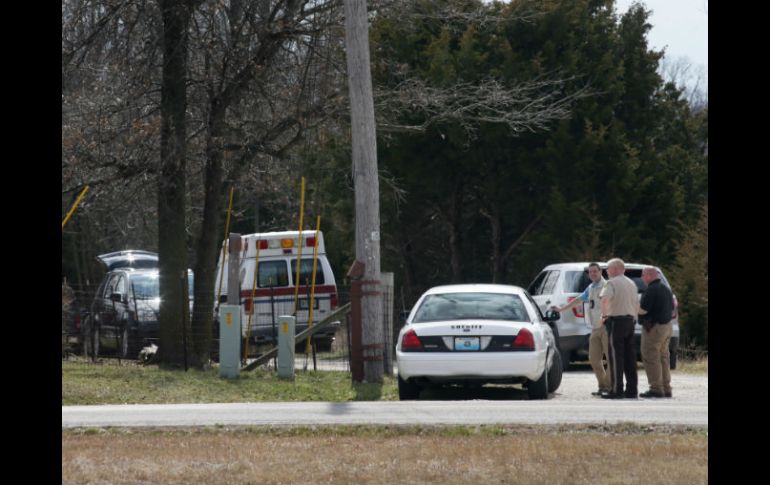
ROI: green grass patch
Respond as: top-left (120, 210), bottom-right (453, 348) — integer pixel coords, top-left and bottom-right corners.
top-left (62, 359), bottom-right (398, 405)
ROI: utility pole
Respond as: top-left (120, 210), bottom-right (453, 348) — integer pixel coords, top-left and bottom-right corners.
top-left (343, 0), bottom-right (383, 383)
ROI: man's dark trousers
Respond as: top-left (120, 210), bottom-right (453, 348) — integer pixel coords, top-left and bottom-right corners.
top-left (606, 316), bottom-right (638, 395)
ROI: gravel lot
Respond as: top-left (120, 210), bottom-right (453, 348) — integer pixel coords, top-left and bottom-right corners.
top-left (552, 362), bottom-right (707, 402)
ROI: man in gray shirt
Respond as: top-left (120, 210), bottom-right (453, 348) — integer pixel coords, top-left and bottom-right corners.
top-left (599, 258), bottom-right (639, 399)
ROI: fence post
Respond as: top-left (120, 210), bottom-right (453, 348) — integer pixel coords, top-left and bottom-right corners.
top-left (181, 270), bottom-right (189, 371)
top-left (381, 272), bottom-right (394, 375)
top-left (347, 260), bottom-right (365, 382)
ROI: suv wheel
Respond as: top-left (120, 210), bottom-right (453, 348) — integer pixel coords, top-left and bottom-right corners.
top-left (118, 325), bottom-right (142, 360)
top-left (81, 316), bottom-right (99, 360)
top-left (83, 324), bottom-right (100, 361)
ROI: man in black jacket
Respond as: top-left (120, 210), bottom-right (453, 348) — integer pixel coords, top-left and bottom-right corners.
top-left (638, 267), bottom-right (674, 398)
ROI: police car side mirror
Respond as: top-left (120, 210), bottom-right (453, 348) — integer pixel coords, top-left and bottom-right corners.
top-left (110, 292), bottom-right (125, 303)
top-left (543, 310), bottom-right (560, 322)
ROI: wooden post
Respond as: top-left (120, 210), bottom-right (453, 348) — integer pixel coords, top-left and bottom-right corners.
top-left (381, 272), bottom-right (394, 376)
top-left (344, 0), bottom-right (383, 384)
top-left (347, 260), bottom-right (365, 382)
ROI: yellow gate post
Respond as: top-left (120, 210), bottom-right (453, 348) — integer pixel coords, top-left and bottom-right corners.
top-left (61, 185), bottom-right (90, 230)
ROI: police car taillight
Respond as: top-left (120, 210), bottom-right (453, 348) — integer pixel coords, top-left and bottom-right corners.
top-left (569, 296), bottom-right (585, 318)
top-left (512, 328), bottom-right (535, 351)
top-left (244, 299), bottom-right (252, 313)
top-left (330, 292), bottom-right (338, 309)
top-left (401, 329), bottom-right (423, 351)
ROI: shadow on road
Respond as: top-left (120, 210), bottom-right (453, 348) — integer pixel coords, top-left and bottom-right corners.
top-left (566, 361), bottom-right (593, 372)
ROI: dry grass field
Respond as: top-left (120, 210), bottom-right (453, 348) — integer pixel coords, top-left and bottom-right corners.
top-left (62, 425), bottom-right (707, 484)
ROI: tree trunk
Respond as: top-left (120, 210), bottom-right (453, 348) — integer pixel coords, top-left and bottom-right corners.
top-left (343, 0), bottom-right (383, 383)
top-left (158, 0), bottom-right (192, 369)
top-left (444, 184), bottom-right (464, 283)
top-left (480, 208), bottom-right (503, 283)
top-left (189, 102), bottom-right (227, 369)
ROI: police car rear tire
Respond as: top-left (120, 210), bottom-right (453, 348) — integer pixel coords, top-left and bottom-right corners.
top-left (528, 357), bottom-right (550, 400)
top-left (398, 374), bottom-right (421, 400)
top-left (547, 349), bottom-right (563, 393)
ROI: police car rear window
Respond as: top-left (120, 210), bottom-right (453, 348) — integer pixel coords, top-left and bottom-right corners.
top-left (413, 293), bottom-right (529, 322)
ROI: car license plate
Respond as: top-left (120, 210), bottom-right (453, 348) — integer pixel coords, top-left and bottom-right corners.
top-left (454, 337), bottom-right (480, 351)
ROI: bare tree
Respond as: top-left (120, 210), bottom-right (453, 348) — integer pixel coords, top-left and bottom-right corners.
top-left (660, 56), bottom-right (708, 112)
top-left (375, 77), bottom-right (590, 137)
top-left (185, 0), bottom-right (344, 368)
top-left (62, 0), bottom-right (165, 290)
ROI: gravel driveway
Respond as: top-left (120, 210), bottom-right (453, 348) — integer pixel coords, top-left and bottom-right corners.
top-left (553, 363), bottom-right (707, 401)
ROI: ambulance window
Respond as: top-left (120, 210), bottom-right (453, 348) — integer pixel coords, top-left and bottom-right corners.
top-left (258, 261), bottom-right (289, 287)
top-left (291, 259), bottom-right (326, 286)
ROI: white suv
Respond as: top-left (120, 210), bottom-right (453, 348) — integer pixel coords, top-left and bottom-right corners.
top-left (527, 262), bottom-right (680, 369)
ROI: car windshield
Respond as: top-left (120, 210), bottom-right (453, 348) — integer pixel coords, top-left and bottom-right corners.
top-left (412, 292), bottom-right (529, 322)
top-left (130, 273), bottom-right (194, 300)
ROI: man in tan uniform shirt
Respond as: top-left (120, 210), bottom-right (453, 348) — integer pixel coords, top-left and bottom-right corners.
top-left (599, 258), bottom-right (639, 399)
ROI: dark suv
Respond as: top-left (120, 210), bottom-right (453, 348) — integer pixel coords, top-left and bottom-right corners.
top-left (84, 268), bottom-right (193, 359)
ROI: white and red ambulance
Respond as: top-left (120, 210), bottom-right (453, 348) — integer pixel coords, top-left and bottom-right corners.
top-left (216, 230), bottom-right (340, 349)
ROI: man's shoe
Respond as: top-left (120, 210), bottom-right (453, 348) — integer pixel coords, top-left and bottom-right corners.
top-left (592, 390), bottom-right (609, 396)
top-left (624, 392), bottom-right (638, 399)
top-left (664, 391), bottom-right (672, 398)
top-left (601, 392), bottom-right (624, 399)
top-left (640, 390), bottom-right (665, 398)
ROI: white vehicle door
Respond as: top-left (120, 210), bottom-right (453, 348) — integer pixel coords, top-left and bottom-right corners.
top-left (529, 270), bottom-right (560, 313)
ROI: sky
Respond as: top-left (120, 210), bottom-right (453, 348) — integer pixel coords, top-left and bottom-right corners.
top-left (614, 0), bottom-right (708, 93)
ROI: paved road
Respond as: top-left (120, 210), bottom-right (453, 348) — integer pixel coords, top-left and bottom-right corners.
top-left (62, 369), bottom-right (707, 428)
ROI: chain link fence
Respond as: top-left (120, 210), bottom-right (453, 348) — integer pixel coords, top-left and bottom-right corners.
top-left (62, 276), bottom-right (401, 376)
